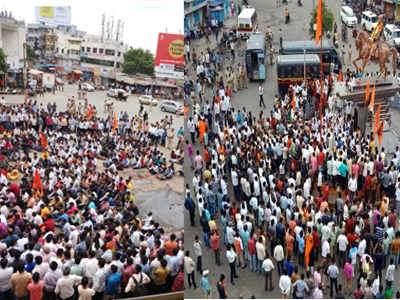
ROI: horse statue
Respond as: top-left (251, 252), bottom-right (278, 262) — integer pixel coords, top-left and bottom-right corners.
top-left (352, 28), bottom-right (398, 78)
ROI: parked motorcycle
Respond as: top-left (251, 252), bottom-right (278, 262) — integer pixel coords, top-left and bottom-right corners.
top-left (297, 0), bottom-right (303, 6)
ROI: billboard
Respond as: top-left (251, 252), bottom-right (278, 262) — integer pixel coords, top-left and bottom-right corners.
top-left (35, 6), bottom-right (71, 26)
top-left (154, 33), bottom-right (184, 80)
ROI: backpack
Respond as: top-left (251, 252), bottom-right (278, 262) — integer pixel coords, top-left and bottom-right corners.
top-left (132, 273), bottom-right (148, 297)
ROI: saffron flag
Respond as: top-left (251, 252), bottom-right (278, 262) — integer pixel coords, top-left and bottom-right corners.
top-left (315, 0), bottom-right (323, 44)
top-left (374, 103), bottom-right (381, 134)
top-left (365, 78), bottom-right (370, 103)
top-left (113, 113), bottom-right (118, 131)
top-left (368, 82), bottom-right (376, 111)
top-left (292, 89), bottom-right (296, 110)
top-left (377, 120), bottom-right (384, 146)
top-left (33, 169), bottom-right (43, 192)
top-left (338, 70), bottom-right (343, 82)
top-left (87, 106), bottom-right (93, 120)
top-left (40, 131), bottom-right (47, 151)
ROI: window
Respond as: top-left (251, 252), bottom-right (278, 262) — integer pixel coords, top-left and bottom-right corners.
top-left (86, 47), bottom-right (91, 52)
top-left (116, 62), bottom-right (120, 68)
top-left (105, 49), bottom-right (115, 56)
top-left (81, 47), bottom-right (85, 52)
top-left (99, 48), bottom-right (104, 54)
top-left (93, 48), bottom-right (97, 53)
top-left (118, 51), bottom-right (121, 57)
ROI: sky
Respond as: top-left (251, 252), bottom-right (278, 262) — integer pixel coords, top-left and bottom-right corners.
top-left (1, 0), bottom-right (183, 53)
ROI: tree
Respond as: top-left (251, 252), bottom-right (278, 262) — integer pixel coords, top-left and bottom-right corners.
top-left (122, 48), bottom-right (155, 76)
top-left (309, 1), bottom-right (334, 37)
top-left (26, 45), bottom-right (35, 61)
top-left (0, 49), bottom-right (7, 74)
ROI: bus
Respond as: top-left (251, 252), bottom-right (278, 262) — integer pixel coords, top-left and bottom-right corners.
top-left (276, 54), bottom-right (320, 96)
top-left (237, 7), bottom-right (257, 39)
top-left (280, 40), bottom-right (342, 74)
top-left (245, 33), bottom-right (266, 81)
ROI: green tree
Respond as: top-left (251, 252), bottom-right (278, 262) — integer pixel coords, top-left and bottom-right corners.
top-left (309, 2), bottom-right (334, 37)
top-left (0, 49), bottom-right (7, 74)
top-left (122, 48), bottom-right (155, 76)
top-left (26, 45), bottom-right (35, 61)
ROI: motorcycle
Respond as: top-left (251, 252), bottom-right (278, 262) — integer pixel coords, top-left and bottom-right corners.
top-left (297, 0), bottom-right (303, 6)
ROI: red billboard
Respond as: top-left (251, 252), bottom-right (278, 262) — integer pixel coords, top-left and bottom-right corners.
top-left (154, 33), bottom-right (184, 80)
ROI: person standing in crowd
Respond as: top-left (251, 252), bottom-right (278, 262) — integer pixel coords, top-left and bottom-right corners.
top-left (200, 270), bottom-right (211, 299)
top-left (184, 251), bottom-right (197, 289)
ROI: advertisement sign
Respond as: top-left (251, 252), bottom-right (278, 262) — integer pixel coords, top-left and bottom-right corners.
top-left (43, 73), bottom-right (55, 89)
top-left (154, 33), bottom-right (184, 80)
top-left (35, 6), bottom-right (71, 26)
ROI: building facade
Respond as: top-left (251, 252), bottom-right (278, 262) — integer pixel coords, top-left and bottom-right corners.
top-left (0, 14), bottom-right (25, 69)
top-left (55, 32), bottom-right (82, 68)
top-left (184, 0), bottom-right (208, 32)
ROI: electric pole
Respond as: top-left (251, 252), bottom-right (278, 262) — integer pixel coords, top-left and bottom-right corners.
top-left (23, 42), bottom-right (27, 104)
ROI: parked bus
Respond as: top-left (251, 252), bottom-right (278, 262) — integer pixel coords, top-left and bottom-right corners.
top-left (280, 40), bottom-right (341, 74)
top-left (237, 7), bottom-right (257, 39)
top-left (277, 54), bottom-right (320, 95)
top-left (245, 33), bottom-right (266, 81)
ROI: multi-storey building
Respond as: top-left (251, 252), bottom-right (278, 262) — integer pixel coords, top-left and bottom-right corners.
top-left (0, 12), bottom-right (25, 69)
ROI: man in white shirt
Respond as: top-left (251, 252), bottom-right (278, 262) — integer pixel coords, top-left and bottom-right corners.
top-left (279, 271), bottom-right (291, 298)
top-left (274, 243), bottom-right (285, 275)
top-left (322, 238), bottom-right (331, 259)
top-left (337, 231), bottom-right (348, 267)
top-left (262, 253), bottom-right (275, 291)
top-left (54, 266), bottom-right (82, 300)
top-left (259, 83), bottom-right (265, 108)
top-left (226, 245), bottom-right (238, 285)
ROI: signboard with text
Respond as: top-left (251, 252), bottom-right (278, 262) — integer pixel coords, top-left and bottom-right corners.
top-left (154, 33), bottom-right (184, 80)
top-left (35, 6), bottom-right (71, 26)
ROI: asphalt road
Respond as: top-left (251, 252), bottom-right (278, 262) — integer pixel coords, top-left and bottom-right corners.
top-left (184, 0), bottom-right (400, 298)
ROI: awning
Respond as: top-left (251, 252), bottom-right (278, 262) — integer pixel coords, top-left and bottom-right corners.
top-left (29, 69), bottom-right (43, 75)
top-left (55, 66), bottom-right (64, 71)
top-left (73, 70), bottom-right (82, 74)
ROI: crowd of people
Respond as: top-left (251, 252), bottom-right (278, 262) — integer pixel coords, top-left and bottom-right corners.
top-left (0, 93), bottom-right (185, 300)
top-left (184, 24), bottom-right (400, 299)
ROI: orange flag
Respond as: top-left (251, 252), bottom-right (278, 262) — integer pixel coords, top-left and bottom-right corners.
top-left (368, 82), bottom-right (376, 111)
top-left (87, 106), bottom-right (93, 120)
top-left (33, 169), bottom-right (43, 192)
top-left (338, 70), bottom-right (343, 82)
top-left (315, 0), bottom-right (323, 44)
top-left (113, 113), bottom-right (118, 131)
top-left (377, 120), bottom-right (384, 146)
top-left (40, 131), bottom-right (47, 151)
top-left (292, 89), bottom-right (296, 110)
top-left (374, 103), bottom-right (381, 134)
top-left (365, 78), bottom-right (370, 103)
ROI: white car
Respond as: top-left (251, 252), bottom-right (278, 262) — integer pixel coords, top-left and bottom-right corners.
top-left (384, 24), bottom-right (400, 47)
top-left (81, 82), bottom-right (95, 92)
top-left (159, 100), bottom-right (184, 115)
top-left (340, 6), bottom-right (358, 27)
top-left (361, 11), bottom-right (378, 32)
top-left (107, 88), bottom-right (128, 101)
top-left (138, 95), bottom-right (158, 106)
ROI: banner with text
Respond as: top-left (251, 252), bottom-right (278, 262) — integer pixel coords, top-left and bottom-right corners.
top-left (154, 33), bottom-right (184, 80)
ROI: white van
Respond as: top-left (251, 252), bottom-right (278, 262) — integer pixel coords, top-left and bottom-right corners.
top-left (237, 7), bottom-right (257, 39)
top-left (384, 24), bottom-right (400, 47)
top-left (361, 11), bottom-right (378, 32)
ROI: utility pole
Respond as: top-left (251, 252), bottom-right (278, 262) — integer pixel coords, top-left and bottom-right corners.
top-left (23, 42), bottom-right (27, 104)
